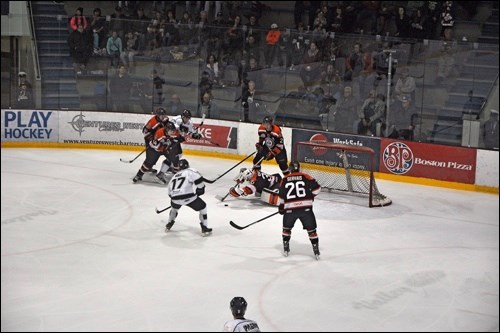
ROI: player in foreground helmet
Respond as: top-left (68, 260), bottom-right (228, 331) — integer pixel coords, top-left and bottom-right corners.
top-left (253, 116), bottom-right (289, 175)
top-left (165, 159), bottom-right (212, 236)
top-left (229, 168), bottom-right (282, 205)
top-left (278, 161), bottom-right (322, 259)
top-left (223, 297), bottom-right (261, 332)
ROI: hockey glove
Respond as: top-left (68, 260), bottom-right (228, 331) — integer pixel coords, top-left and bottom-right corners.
top-left (192, 132), bottom-right (202, 139)
top-left (278, 204), bottom-right (285, 215)
top-left (196, 187), bottom-right (205, 196)
top-left (265, 151), bottom-right (275, 160)
top-left (179, 124), bottom-right (189, 134)
top-left (255, 142), bottom-right (263, 153)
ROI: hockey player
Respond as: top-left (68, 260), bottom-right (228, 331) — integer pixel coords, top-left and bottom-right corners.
top-left (223, 297), bottom-right (261, 332)
top-left (170, 109), bottom-right (202, 139)
top-left (133, 107), bottom-right (169, 183)
top-left (228, 168), bottom-right (282, 205)
top-left (166, 159), bottom-right (212, 236)
top-left (278, 161), bottom-right (322, 259)
top-left (253, 116), bottom-right (289, 176)
top-left (149, 121), bottom-right (186, 184)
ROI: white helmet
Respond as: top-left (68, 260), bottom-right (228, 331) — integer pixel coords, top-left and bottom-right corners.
top-left (234, 168), bottom-right (253, 183)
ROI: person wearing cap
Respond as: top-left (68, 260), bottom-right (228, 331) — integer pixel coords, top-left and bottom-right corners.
top-left (264, 23), bottom-right (283, 68)
top-left (483, 110), bottom-right (499, 149)
top-left (18, 72), bottom-right (32, 90)
top-left (387, 94), bottom-right (415, 140)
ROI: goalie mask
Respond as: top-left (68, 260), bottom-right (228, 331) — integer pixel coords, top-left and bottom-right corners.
top-left (234, 168), bottom-right (253, 183)
top-left (289, 161), bottom-right (300, 173)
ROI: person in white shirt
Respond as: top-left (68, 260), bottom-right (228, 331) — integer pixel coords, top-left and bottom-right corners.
top-left (166, 159), bottom-right (211, 236)
top-left (170, 109), bottom-right (202, 139)
top-left (223, 297), bottom-right (261, 332)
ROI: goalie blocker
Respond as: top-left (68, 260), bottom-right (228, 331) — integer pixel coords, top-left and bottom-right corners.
top-left (228, 168), bottom-right (281, 206)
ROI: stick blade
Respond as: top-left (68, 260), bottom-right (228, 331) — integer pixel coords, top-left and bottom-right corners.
top-left (229, 221), bottom-right (245, 230)
top-left (155, 207), bottom-right (162, 214)
top-left (120, 158), bottom-right (132, 163)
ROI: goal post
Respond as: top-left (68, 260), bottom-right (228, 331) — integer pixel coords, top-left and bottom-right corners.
top-left (293, 141), bottom-right (392, 207)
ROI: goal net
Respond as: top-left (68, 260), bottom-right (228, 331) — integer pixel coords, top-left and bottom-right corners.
top-left (293, 141), bottom-right (392, 207)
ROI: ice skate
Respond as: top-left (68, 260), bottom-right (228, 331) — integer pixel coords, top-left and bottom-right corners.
top-left (133, 174), bottom-right (142, 183)
top-left (165, 220), bottom-right (175, 232)
top-left (283, 241), bottom-right (290, 257)
top-left (312, 243), bottom-right (320, 260)
top-left (200, 223), bottom-right (212, 237)
top-left (155, 172), bottom-right (167, 184)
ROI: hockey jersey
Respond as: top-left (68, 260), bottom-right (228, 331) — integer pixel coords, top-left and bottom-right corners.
top-left (223, 318), bottom-right (261, 332)
top-left (150, 127), bottom-right (185, 153)
top-left (278, 171), bottom-right (321, 211)
top-left (168, 168), bottom-right (205, 205)
top-left (257, 123), bottom-right (284, 156)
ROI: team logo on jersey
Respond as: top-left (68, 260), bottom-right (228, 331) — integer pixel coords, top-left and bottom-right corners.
top-left (383, 142), bottom-right (414, 174)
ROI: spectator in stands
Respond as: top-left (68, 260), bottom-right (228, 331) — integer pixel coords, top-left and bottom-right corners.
top-left (18, 71), bottom-right (32, 90)
top-left (199, 70), bottom-right (214, 102)
top-left (300, 64), bottom-right (321, 92)
top-left (244, 14), bottom-right (262, 45)
top-left (68, 23), bottom-right (92, 74)
top-left (483, 110), bottom-right (499, 149)
top-left (294, 1), bottom-right (321, 30)
top-left (198, 91), bottom-right (220, 119)
top-left (395, 6), bottom-right (411, 39)
top-left (224, 15), bottom-right (244, 65)
top-left (195, 10), bottom-right (211, 60)
top-left (130, 7), bottom-right (150, 54)
top-left (264, 23), bottom-right (283, 68)
top-left (109, 6), bottom-right (128, 42)
top-left (357, 89), bottom-right (385, 136)
top-left (319, 63), bottom-right (342, 99)
top-left (439, 1), bottom-right (455, 38)
top-left (425, 1), bottom-right (440, 40)
top-left (344, 43), bottom-right (364, 81)
top-left (69, 7), bottom-right (88, 31)
top-left (434, 42), bottom-right (456, 85)
top-left (244, 35), bottom-right (262, 66)
top-left (90, 8), bottom-right (106, 51)
top-left (16, 82), bottom-right (34, 109)
top-left (240, 56), bottom-right (263, 88)
top-left (394, 67), bottom-right (416, 103)
top-left (108, 65), bottom-right (133, 112)
top-left (121, 31), bottom-right (139, 70)
top-left (166, 94), bottom-right (185, 116)
top-left (143, 69), bottom-right (166, 110)
top-left (205, 54), bottom-right (223, 86)
top-left (162, 9), bottom-right (179, 47)
top-left (387, 95), bottom-right (415, 140)
top-left (106, 30), bottom-right (123, 68)
top-left (333, 85), bottom-right (358, 133)
top-left (239, 79), bottom-right (258, 122)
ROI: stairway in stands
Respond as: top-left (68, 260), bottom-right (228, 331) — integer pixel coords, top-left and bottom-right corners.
top-left (428, 3), bottom-right (499, 146)
top-left (31, 1), bottom-right (80, 110)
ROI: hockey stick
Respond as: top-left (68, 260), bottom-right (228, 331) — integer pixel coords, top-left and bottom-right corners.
top-left (229, 211), bottom-right (280, 230)
top-left (203, 151), bottom-right (256, 184)
top-left (120, 149), bottom-right (146, 163)
top-left (155, 205), bottom-right (172, 214)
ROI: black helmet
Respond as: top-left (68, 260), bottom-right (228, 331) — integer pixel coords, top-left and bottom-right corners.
top-left (155, 107), bottom-right (167, 116)
top-left (262, 116), bottom-right (273, 124)
top-left (230, 297), bottom-right (247, 317)
top-left (165, 121), bottom-right (176, 133)
top-left (182, 109), bottom-right (192, 118)
top-left (178, 159), bottom-right (189, 170)
top-left (289, 161), bottom-right (300, 173)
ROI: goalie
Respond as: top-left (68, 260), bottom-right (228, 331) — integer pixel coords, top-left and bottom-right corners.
top-left (229, 168), bottom-right (282, 206)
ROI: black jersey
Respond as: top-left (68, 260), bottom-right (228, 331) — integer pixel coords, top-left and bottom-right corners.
top-left (278, 171), bottom-right (321, 211)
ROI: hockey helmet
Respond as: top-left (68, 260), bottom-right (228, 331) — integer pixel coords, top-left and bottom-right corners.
top-left (181, 109), bottom-right (192, 119)
top-left (165, 121), bottom-right (176, 133)
top-left (262, 115), bottom-right (273, 124)
top-left (155, 107), bottom-right (167, 116)
top-left (289, 161), bottom-right (300, 173)
top-left (178, 159), bottom-right (189, 170)
top-left (230, 297), bottom-right (247, 317)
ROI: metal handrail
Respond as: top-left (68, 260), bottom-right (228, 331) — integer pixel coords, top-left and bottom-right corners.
top-left (26, 1), bottom-right (41, 81)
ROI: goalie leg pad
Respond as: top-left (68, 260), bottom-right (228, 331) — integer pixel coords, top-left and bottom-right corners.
top-left (261, 188), bottom-right (279, 206)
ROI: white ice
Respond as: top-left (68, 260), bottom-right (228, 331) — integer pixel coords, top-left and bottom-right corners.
top-left (1, 148), bottom-right (499, 332)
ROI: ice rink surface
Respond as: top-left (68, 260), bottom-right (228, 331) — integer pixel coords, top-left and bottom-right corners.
top-left (1, 148), bottom-right (499, 332)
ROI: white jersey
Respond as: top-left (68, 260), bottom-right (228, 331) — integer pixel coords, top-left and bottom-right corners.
top-left (168, 168), bottom-right (205, 205)
top-left (171, 115), bottom-right (197, 135)
top-left (223, 319), bottom-right (260, 332)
